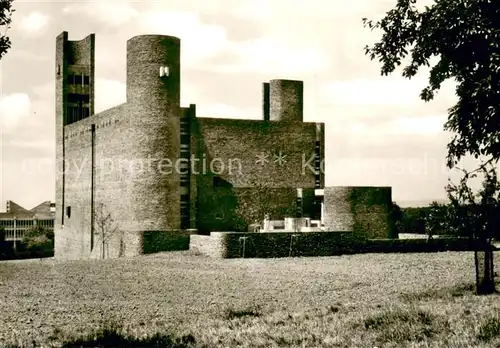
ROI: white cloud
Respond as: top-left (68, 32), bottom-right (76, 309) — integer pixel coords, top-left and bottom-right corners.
top-left (18, 12), bottom-right (50, 35)
top-left (390, 115), bottom-right (446, 135)
top-left (213, 38), bottom-right (328, 75)
top-left (62, 1), bottom-right (139, 26)
top-left (5, 139), bottom-right (53, 150)
top-left (229, 0), bottom-right (273, 20)
top-left (330, 114), bottom-right (447, 139)
top-left (0, 94), bottom-right (32, 135)
top-left (322, 76), bottom-right (431, 107)
top-left (197, 103), bottom-right (259, 120)
top-left (137, 11), bottom-right (229, 66)
top-left (94, 79), bottom-right (126, 113)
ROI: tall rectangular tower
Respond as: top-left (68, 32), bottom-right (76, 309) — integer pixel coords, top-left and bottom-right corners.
top-left (55, 32), bottom-right (95, 255)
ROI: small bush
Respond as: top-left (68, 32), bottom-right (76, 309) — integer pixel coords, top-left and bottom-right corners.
top-left (224, 305), bottom-right (262, 320)
top-left (362, 309), bottom-right (449, 344)
top-left (400, 283), bottom-right (476, 302)
top-left (22, 225), bottom-right (54, 257)
top-left (477, 316), bottom-right (500, 342)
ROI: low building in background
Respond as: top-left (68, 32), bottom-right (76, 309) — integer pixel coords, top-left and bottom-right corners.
top-left (0, 201), bottom-right (56, 247)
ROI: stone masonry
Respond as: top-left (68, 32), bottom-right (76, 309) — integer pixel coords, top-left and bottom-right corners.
top-left (54, 32), bottom-right (326, 259)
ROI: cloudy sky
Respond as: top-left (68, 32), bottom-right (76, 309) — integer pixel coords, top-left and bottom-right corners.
top-left (0, 0), bottom-right (482, 210)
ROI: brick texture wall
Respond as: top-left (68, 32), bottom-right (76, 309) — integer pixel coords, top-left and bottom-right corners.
top-left (190, 231), bottom-right (478, 259)
top-left (56, 34), bottom-right (184, 259)
top-left (55, 33), bottom-right (326, 259)
top-left (125, 35), bottom-right (181, 232)
top-left (323, 186), bottom-right (393, 239)
top-left (55, 32), bottom-right (96, 259)
top-left (269, 79), bottom-right (303, 122)
top-left (191, 118), bottom-right (323, 233)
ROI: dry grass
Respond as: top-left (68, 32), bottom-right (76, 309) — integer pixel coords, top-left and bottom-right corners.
top-left (0, 251), bottom-right (499, 347)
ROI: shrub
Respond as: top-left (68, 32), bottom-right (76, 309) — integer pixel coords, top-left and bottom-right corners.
top-left (362, 309), bottom-right (449, 344)
top-left (0, 226), bottom-right (14, 259)
top-left (21, 225), bottom-right (54, 258)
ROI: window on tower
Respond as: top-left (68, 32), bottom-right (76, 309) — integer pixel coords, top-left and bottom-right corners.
top-left (68, 93), bottom-right (90, 104)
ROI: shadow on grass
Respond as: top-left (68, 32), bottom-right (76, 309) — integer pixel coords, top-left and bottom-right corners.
top-left (399, 283), bottom-right (477, 302)
top-left (58, 322), bottom-right (196, 348)
top-left (357, 308), bottom-right (450, 344)
top-left (224, 305), bottom-right (262, 320)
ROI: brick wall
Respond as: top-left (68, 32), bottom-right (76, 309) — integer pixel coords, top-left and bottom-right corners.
top-left (269, 79), bottom-right (303, 122)
top-left (323, 186), bottom-right (393, 239)
top-left (190, 231), bottom-right (362, 258)
top-left (55, 34), bottom-right (184, 259)
top-left (55, 33), bottom-right (327, 259)
top-left (195, 186), bottom-right (299, 233)
top-left (125, 35), bottom-right (181, 232)
top-left (193, 118), bottom-right (319, 188)
top-left (190, 232), bottom-right (478, 259)
top-left (189, 233), bottom-right (226, 257)
top-left (192, 118), bottom-right (322, 232)
top-left (54, 32), bottom-right (95, 259)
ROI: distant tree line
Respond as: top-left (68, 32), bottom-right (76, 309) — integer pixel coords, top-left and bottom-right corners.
top-left (391, 201), bottom-right (500, 240)
top-left (390, 203), bottom-right (455, 236)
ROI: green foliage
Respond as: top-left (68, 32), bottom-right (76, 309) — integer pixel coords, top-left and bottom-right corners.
top-left (0, 225), bottom-right (12, 258)
top-left (362, 309), bottom-right (450, 344)
top-left (363, 0), bottom-right (500, 168)
top-left (143, 231), bottom-right (190, 254)
top-left (224, 305), bottom-right (262, 320)
top-left (0, 0), bottom-right (14, 60)
top-left (389, 201), bottom-right (404, 237)
top-left (445, 163), bottom-right (500, 241)
top-left (477, 316), bottom-right (500, 342)
top-left (22, 225), bottom-right (54, 256)
top-left (423, 201), bottom-right (449, 238)
top-left (219, 231), bottom-right (474, 258)
top-left (399, 206), bottom-right (429, 234)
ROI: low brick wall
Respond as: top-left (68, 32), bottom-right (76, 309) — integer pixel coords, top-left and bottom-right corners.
top-left (189, 232), bottom-right (481, 258)
top-left (189, 233), bottom-right (226, 257)
top-left (190, 231), bottom-right (364, 258)
top-left (142, 230), bottom-right (191, 254)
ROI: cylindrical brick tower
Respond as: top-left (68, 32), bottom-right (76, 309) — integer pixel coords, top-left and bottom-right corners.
top-left (125, 35), bottom-right (181, 232)
top-left (323, 186), bottom-right (393, 239)
top-left (269, 79), bottom-right (303, 122)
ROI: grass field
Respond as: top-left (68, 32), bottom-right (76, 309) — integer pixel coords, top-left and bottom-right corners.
top-left (0, 251), bottom-right (499, 347)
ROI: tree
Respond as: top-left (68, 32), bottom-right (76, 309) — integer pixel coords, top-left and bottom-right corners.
top-left (22, 225), bottom-right (54, 257)
top-left (446, 162), bottom-right (500, 294)
top-left (94, 203), bottom-right (121, 259)
top-left (389, 201), bottom-right (404, 237)
top-left (363, 0), bottom-right (500, 294)
top-left (363, 0), bottom-right (500, 167)
top-left (0, 0), bottom-right (14, 60)
top-left (424, 201), bottom-right (449, 239)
